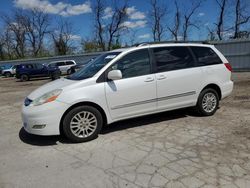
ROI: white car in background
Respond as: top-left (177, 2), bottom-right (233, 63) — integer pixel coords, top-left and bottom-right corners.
top-left (22, 43), bottom-right (233, 142)
top-left (2, 65), bottom-right (17, 77)
top-left (48, 60), bottom-right (76, 75)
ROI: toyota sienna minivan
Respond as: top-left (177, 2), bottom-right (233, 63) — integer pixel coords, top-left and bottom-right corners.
top-left (22, 43), bottom-right (233, 142)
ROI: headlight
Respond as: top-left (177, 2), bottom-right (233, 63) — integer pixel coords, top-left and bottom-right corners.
top-left (31, 89), bottom-right (62, 106)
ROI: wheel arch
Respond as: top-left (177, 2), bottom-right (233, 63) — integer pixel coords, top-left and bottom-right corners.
top-left (201, 83), bottom-right (222, 100)
top-left (59, 101), bottom-right (108, 135)
top-left (4, 71), bottom-right (11, 74)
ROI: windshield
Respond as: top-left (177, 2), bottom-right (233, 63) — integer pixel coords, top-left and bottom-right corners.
top-left (67, 52), bottom-right (121, 80)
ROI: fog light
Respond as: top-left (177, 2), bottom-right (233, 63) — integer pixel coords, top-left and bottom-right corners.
top-left (32, 124), bottom-right (46, 129)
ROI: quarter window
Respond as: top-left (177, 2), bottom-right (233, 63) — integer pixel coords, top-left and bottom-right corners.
top-left (111, 49), bottom-right (151, 79)
top-left (191, 47), bottom-right (223, 66)
top-left (153, 47), bottom-right (194, 72)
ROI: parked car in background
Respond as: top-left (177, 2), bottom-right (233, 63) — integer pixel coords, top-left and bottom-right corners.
top-left (0, 65), bottom-right (6, 75)
top-left (22, 43), bottom-right (233, 142)
top-left (16, 63), bottom-right (60, 81)
top-left (2, 65), bottom-right (17, 77)
top-left (48, 60), bottom-right (76, 75)
top-left (70, 58), bottom-right (96, 74)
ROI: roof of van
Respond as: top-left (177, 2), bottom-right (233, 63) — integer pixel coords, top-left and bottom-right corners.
top-left (111, 43), bottom-right (214, 53)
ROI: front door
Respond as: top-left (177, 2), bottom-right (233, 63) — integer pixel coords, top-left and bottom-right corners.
top-left (105, 49), bottom-right (157, 120)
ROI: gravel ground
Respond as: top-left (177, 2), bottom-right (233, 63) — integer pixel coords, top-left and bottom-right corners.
top-left (0, 73), bottom-right (250, 188)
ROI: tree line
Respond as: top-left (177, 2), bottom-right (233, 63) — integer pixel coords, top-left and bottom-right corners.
top-left (0, 0), bottom-right (249, 60)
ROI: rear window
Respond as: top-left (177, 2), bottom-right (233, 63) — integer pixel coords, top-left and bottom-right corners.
top-left (153, 47), bottom-right (194, 72)
top-left (191, 47), bottom-right (223, 66)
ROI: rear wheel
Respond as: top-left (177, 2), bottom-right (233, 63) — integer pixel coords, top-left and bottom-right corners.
top-left (67, 69), bottom-right (72, 75)
top-left (62, 106), bottom-right (103, 142)
top-left (196, 88), bottom-right (219, 116)
top-left (20, 74), bottom-right (29, 82)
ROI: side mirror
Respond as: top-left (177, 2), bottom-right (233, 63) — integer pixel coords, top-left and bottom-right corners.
top-left (108, 70), bottom-right (122, 80)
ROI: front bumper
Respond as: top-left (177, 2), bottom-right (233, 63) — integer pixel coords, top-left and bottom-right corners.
top-left (22, 100), bottom-right (70, 136)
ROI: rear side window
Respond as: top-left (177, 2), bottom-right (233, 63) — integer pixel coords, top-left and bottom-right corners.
top-left (35, 64), bottom-right (44, 69)
top-left (26, 64), bottom-right (34, 69)
top-left (153, 47), bottom-right (194, 72)
top-left (56, 62), bottom-right (65, 66)
top-left (110, 49), bottom-right (151, 79)
top-left (191, 47), bottom-right (223, 66)
top-left (66, 61), bottom-right (74, 65)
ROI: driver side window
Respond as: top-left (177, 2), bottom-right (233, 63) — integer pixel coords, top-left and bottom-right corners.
top-left (110, 49), bottom-right (151, 79)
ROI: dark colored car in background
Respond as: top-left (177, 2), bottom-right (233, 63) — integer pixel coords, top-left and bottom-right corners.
top-left (16, 63), bottom-right (60, 81)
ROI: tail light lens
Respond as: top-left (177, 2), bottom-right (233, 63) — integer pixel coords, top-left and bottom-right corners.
top-left (224, 63), bottom-right (232, 72)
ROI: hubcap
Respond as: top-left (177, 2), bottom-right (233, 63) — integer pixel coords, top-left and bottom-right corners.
top-left (202, 92), bottom-right (217, 113)
top-left (70, 111), bottom-right (97, 138)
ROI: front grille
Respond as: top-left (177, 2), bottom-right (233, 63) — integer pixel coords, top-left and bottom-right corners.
top-left (24, 98), bottom-right (32, 106)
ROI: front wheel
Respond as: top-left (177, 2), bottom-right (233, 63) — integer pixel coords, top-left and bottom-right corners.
top-left (62, 106), bottom-right (103, 142)
top-left (4, 72), bottom-right (11, 77)
top-left (51, 72), bottom-right (60, 80)
top-left (67, 69), bottom-right (72, 75)
top-left (196, 88), bottom-right (219, 116)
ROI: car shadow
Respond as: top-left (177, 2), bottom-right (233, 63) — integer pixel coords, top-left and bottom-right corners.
top-left (19, 128), bottom-right (68, 146)
top-left (101, 108), bottom-right (196, 134)
top-left (19, 107), bottom-right (198, 146)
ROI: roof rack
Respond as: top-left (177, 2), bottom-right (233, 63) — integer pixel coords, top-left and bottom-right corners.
top-left (134, 41), bottom-right (211, 47)
top-left (135, 43), bottom-right (150, 47)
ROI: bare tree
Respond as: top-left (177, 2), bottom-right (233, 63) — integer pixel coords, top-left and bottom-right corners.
top-left (106, 1), bottom-right (128, 50)
top-left (0, 32), bottom-right (4, 60)
top-left (207, 27), bottom-right (216, 41)
top-left (2, 10), bottom-right (27, 58)
top-left (93, 0), bottom-right (106, 51)
top-left (51, 20), bottom-right (74, 55)
top-left (168, 1), bottom-right (180, 41)
top-left (182, 0), bottom-right (202, 41)
top-left (233, 0), bottom-right (250, 39)
top-left (148, 0), bottom-right (167, 42)
top-left (2, 29), bottom-right (15, 59)
top-left (215, 0), bottom-right (227, 40)
top-left (24, 9), bottom-right (50, 57)
top-left (92, 0), bottom-right (129, 51)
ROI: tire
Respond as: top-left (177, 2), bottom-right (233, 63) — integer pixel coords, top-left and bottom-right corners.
top-left (51, 72), bottom-right (60, 80)
top-left (67, 69), bottom-right (72, 75)
top-left (196, 88), bottom-right (219, 116)
top-left (20, 74), bottom-right (29, 82)
top-left (4, 72), bottom-right (11, 77)
top-left (62, 106), bottom-right (103, 142)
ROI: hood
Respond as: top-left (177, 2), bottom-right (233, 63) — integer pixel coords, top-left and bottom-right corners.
top-left (28, 78), bottom-right (76, 100)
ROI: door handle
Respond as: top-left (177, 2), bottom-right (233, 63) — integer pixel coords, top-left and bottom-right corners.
top-left (157, 75), bottom-right (166, 80)
top-left (144, 77), bottom-right (154, 82)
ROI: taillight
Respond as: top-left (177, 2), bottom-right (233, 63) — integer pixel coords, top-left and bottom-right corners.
top-left (224, 63), bottom-right (232, 72)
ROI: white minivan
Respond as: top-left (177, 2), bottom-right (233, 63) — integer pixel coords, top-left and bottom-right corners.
top-left (22, 43), bottom-right (233, 142)
top-left (48, 60), bottom-right (76, 75)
